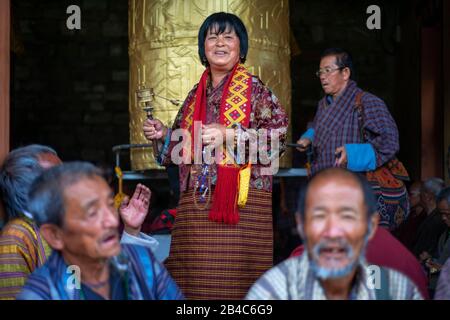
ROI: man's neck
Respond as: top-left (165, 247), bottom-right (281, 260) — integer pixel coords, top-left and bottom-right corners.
top-left (331, 84), bottom-right (348, 100)
top-left (331, 81), bottom-right (350, 101)
top-left (320, 269), bottom-right (357, 300)
top-left (62, 251), bottom-right (110, 298)
top-left (426, 203), bottom-right (436, 215)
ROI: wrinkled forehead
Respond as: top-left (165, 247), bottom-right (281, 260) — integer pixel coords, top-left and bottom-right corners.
top-left (305, 177), bottom-right (366, 212)
top-left (63, 175), bottom-right (111, 207)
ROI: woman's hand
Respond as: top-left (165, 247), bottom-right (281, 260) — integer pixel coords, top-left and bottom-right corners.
top-left (202, 123), bottom-right (228, 147)
top-left (143, 119), bottom-right (167, 141)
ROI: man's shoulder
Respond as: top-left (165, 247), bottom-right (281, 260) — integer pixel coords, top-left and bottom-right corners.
top-left (16, 263), bottom-right (53, 300)
top-left (358, 90), bottom-right (386, 107)
top-left (1, 217), bottom-right (35, 235)
top-left (250, 256), bottom-right (301, 288)
top-left (265, 256), bottom-right (301, 278)
top-left (120, 243), bottom-right (158, 266)
top-left (0, 218), bottom-right (37, 247)
top-left (247, 256), bottom-right (305, 299)
top-left (383, 267), bottom-right (424, 299)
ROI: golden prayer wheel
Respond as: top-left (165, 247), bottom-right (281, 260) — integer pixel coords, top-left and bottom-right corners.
top-left (128, 0), bottom-right (292, 170)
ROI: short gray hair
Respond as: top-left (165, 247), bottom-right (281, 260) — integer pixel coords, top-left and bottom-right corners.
top-left (28, 162), bottom-right (103, 227)
top-left (422, 177), bottom-right (445, 198)
top-left (0, 144), bottom-right (57, 219)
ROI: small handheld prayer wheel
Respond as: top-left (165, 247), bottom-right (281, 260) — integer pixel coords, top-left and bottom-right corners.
top-left (136, 86), bottom-right (159, 160)
top-left (129, 0), bottom-right (292, 170)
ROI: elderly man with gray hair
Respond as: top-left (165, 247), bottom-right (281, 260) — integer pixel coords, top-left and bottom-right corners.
top-left (412, 177), bottom-right (447, 260)
top-left (0, 145), bottom-right (161, 300)
top-left (18, 162), bottom-right (183, 300)
top-left (421, 187), bottom-right (450, 297)
top-left (246, 168), bottom-right (422, 300)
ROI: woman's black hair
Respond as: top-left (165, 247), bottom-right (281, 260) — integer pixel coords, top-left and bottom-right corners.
top-left (198, 12), bottom-right (248, 67)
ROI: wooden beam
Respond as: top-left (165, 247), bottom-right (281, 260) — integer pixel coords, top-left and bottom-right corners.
top-left (0, 0), bottom-right (10, 224)
top-left (444, 0), bottom-right (450, 183)
top-left (421, 24), bottom-right (443, 179)
top-left (0, 0), bottom-right (9, 163)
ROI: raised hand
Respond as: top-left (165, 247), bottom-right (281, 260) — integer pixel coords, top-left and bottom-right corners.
top-left (119, 183), bottom-right (151, 236)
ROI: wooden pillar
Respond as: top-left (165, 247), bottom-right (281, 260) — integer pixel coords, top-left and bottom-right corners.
top-left (395, 0), bottom-right (421, 182)
top-left (444, 0), bottom-right (450, 183)
top-left (0, 0), bottom-right (10, 162)
top-left (0, 0), bottom-right (10, 224)
top-left (421, 24), bottom-right (443, 179)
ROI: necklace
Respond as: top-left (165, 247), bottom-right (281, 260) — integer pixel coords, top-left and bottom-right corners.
top-left (193, 161), bottom-right (211, 210)
top-left (82, 278), bottom-right (109, 289)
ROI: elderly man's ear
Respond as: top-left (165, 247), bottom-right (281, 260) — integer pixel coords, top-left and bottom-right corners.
top-left (40, 224), bottom-right (65, 250)
top-left (295, 212), bottom-right (305, 239)
top-left (342, 67), bottom-right (351, 81)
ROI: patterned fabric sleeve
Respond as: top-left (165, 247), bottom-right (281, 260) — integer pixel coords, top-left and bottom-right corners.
top-left (245, 266), bottom-right (288, 300)
top-left (243, 78), bottom-right (288, 169)
top-left (15, 268), bottom-right (52, 300)
top-left (128, 244), bottom-right (184, 299)
top-left (0, 220), bottom-right (46, 300)
top-left (306, 101), bottom-right (321, 132)
top-left (361, 93), bottom-right (400, 167)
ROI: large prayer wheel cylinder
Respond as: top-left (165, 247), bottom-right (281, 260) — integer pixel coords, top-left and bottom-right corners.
top-left (129, 0), bottom-right (292, 170)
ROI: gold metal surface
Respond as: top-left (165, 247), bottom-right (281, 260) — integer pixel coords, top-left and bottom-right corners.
top-left (129, 0), bottom-right (292, 170)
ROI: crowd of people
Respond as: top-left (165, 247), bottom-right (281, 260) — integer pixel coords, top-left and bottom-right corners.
top-left (0, 12), bottom-right (448, 300)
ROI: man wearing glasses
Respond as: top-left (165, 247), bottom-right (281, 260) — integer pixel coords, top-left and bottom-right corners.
top-left (296, 47), bottom-right (407, 231)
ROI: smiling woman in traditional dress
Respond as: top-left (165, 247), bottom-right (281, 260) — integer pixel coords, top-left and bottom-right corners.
top-left (143, 12), bottom-right (288, 299)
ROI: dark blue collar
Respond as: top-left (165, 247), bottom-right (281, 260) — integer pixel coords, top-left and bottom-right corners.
top-left (326, 95), bottom-right (333, 105)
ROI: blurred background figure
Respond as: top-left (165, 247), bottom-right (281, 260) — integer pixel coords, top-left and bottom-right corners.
top-left (0, 145), bottom-right (62, 300)
top-left (421, 187), bottom-right (450, 297)
top-left (412, 178), bottom-right (446, 259)
top-left (394, 181), bottom-right (426, 250)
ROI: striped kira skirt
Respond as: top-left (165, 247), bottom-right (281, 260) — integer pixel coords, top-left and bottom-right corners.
top-left (165, 187), bottom-right (273, 300)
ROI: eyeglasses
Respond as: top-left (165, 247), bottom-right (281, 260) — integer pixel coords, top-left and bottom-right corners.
top-left (315, 67), bottom-right (344, 78)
